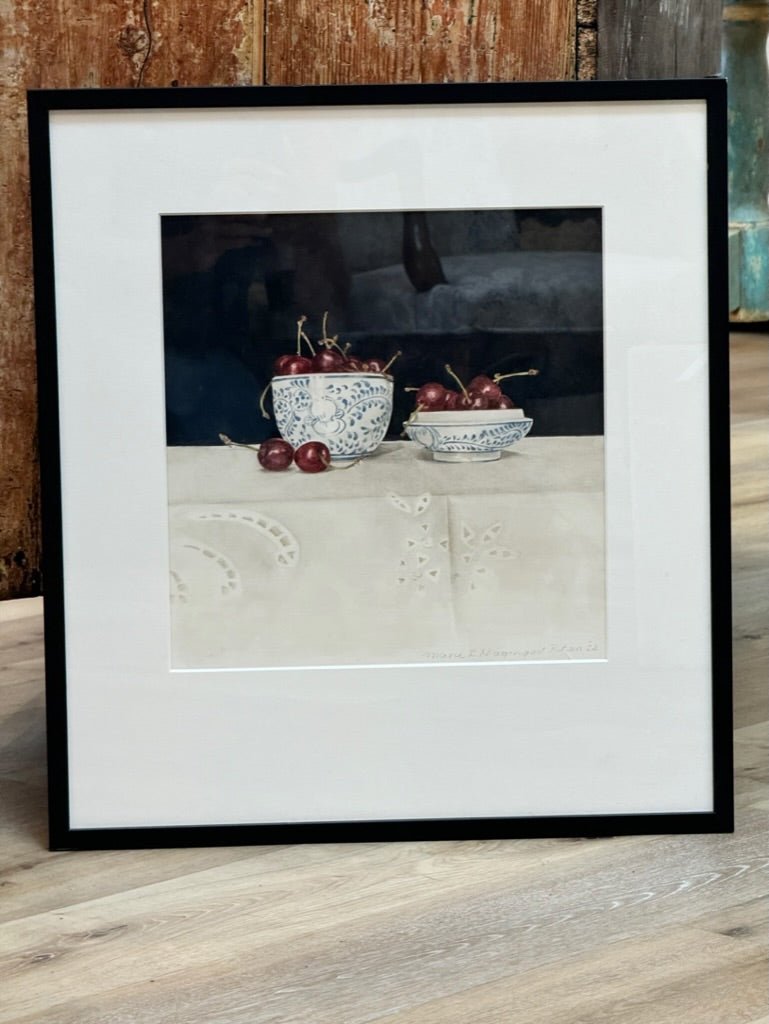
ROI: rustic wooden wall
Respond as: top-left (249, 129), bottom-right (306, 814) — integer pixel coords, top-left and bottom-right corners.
top-left (0, 1), bottom-right (260, 599)
top-left (597, 0), bottom-right (723, 78)
top-left (0, 0), bottom-right (723, 599)
top-left (264, 0), bottom-right (576, 84)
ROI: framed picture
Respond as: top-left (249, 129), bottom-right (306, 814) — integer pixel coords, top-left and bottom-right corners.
top-left (28, 79), bottom-right (732, 849)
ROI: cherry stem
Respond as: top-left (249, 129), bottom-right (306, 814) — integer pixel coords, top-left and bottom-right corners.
top-left (444, 363), bottom-right (468, 398)
top-left (316, 449), bottom-right (361, 471)
top-left (300, 329), bottom-right (316, 356)
top-left (404, 387), bottom-right (419, 392)
top-left (219, 433), bottom-right (261, 453)
top-left (493, 368), bottom-right (539, 382)
top-left (325, 333), bottom-right (346, 355)
top-left (381, 350), bottom-right (402, 375)
top-left (295, 315), bottom-right (307, 355)
top-left (401, 402), bottom-right (425, 437)
top-left (258, 380), bottom-right (273, 419)
top-left (318, 313), bottom-right (347, 355)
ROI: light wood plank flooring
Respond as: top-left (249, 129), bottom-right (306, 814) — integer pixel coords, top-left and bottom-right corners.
top-left (0, 335), bottom-right (766, 1023)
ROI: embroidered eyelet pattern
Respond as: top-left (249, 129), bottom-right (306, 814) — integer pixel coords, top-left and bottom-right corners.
top-left (455, 520), bottom-right (517, 590)
top-left (184, 508), bottom-right (299, 567)
top-left (388, 491), bottom-right (447, 594)
top-left (169, 508), bottom-right (299, 603)
top-left (170, 539), bottom-right (241, 602)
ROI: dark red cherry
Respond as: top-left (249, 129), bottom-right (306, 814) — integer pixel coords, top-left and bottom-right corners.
top-left (312, 349), bottom-right (346, 373)
top-left (459, 392), bottom-right (489, 410)
top-left (257, 437), bottom-right (294, 471)
top-left (414, 382), bottom-right (446, 409)
top-left (294, 440), bottom-right (331, 473)
top-left (364, 357), bottom-right (386, 373)
top-left (345, 357), bottom-right (364, 372)
top-left (468, 375), bottom-right (503, 403)
top-left (442, 390), bottom-right (462, 410)
top-left (497, 395), bottom-right (516, 409)
top-left (275, 355), bottom-right (313, 376)
top-left (274, 354), bottom-right (296, 375)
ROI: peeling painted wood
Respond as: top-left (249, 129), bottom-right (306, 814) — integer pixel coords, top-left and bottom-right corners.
top-left (576, 0), bottom-right (597, 80)
top-left (0, 3), bottom-right (260, 601)
top-left (0, 2), bottom-right (258, 599)
top-left (265, 0), bottom-right (576, 85)
top-left (139, 0), bottom-right (258, 88)
top-left (724, 0), bottom-right (769, 322)
top-left (597, 0), bottom-right (722, 78)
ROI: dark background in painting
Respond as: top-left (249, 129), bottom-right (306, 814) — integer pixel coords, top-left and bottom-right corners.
top-left (161, 209), bottom-right (603, 444)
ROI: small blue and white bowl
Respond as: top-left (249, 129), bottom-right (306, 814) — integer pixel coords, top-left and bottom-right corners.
top-left (271, 372), bottom-right (394, 460)
top-left (404, 408), bottom-right (533, 462)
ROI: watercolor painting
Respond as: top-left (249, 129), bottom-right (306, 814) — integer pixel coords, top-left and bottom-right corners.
top-left (163, 208), bottom-right (605, 669)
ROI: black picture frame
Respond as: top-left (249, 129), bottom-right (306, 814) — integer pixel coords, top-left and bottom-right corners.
top-left (27, 79), bottom-right (732, 850)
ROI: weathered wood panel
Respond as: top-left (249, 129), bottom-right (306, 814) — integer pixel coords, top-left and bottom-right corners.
top-left (0, 1), bottom-right (258, 599)
top-left (576, 0), bottom-right (597, 80)
top-left (597, 0), bottom-right (722, 78)
top-left (265, 0), bottom-right (576, 84)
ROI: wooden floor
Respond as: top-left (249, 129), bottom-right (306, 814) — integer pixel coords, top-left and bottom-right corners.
top-left (1, 335), bottom-right (767, 1023)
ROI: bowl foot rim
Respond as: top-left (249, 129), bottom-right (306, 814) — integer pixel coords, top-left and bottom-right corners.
top-left (432, 450), bottom-right (502, 463)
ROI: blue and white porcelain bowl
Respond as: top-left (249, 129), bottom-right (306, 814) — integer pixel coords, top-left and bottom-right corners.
top-left (404, 408), bottom-right (533, 462)
top-left (271, 372), bottom-right (394, 460)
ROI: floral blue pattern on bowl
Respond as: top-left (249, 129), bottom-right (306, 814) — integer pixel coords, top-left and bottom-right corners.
top-left (271, 372), bottom-right (394, 459)
top-left (404, 409), bottom-right (533, 462)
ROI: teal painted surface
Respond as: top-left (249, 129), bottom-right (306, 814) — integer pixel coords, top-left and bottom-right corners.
top-left (729, 228), bottom-right (742, 311)
top-left (722, 0), bottom-right (769, 320)
top-left (739, 221), bottom-right (769, 316)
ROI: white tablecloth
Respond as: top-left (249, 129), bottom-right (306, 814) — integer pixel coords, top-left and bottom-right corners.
top-left (167, 438), bottom-right (605, 668)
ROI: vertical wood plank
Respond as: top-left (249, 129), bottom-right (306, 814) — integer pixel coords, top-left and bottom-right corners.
top-left (597, 0), bottom-right (722, 78)
top-left (0, 0), bottom-right (258, 599)
top-left (576, 0), bottom-right (597, 80)
top-left (265, 0), bottom-right (576, 85)
top-left (140, 0), bottom-right (258, 87)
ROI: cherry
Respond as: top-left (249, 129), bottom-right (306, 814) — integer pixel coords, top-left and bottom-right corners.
top-left (274, 313), bottom-right (407, 382)
top-left (275, 355), bottom-right (313, 376)
top-left (459, 392), bottom-right (490, 410)
top-left (257, 437), bottom-right (294, 471)
top-left (312, 349), bottom-right (346, 373)
top-left (274, 354), bottom-right (295, 375)
top-left (294, 440), bottom-right (331, 473)
top-left (468, 374), bottom-right (503, 404)
top-left (407, 382), bottom-right (446, 409)
top-left (270, 317), bottom-right (316, 383)
top-left (406, 363), bottom-right (537, 418)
